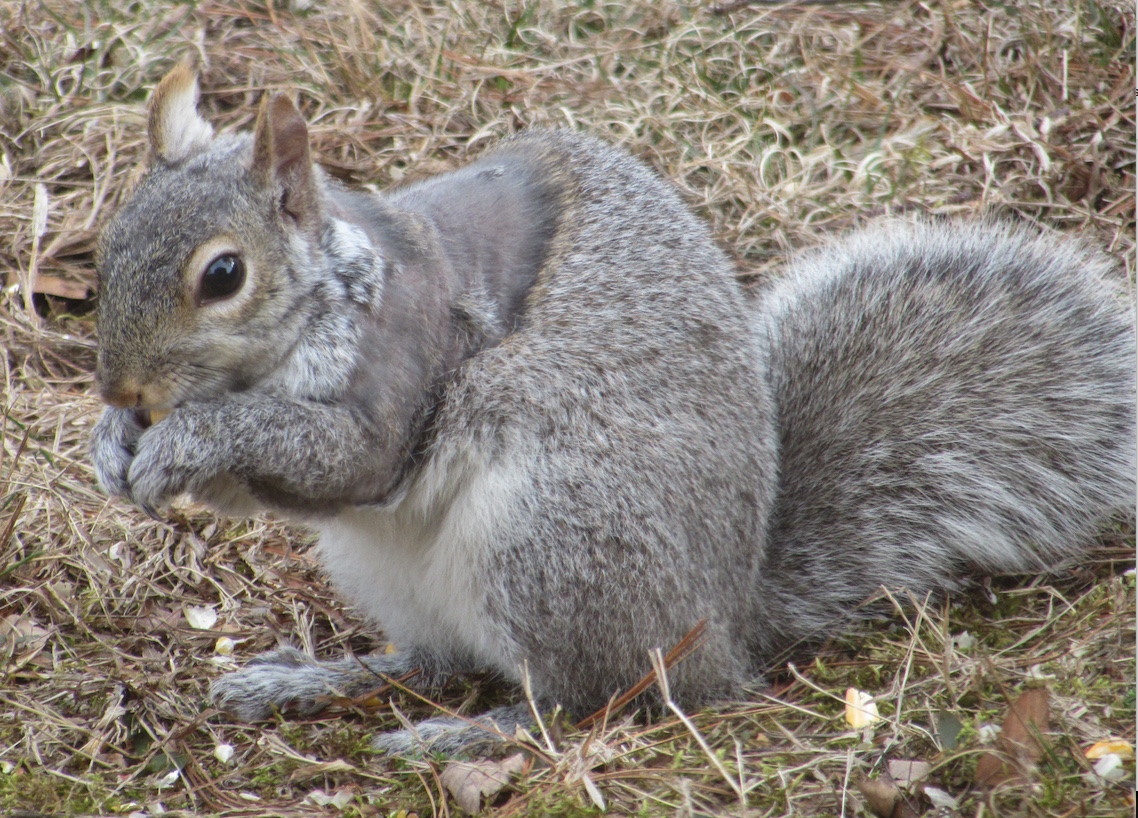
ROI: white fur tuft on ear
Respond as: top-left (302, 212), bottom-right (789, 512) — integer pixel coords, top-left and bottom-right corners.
top-left (148, 63), bottom-right (214, 164)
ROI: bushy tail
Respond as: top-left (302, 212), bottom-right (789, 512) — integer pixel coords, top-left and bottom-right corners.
top-left (754, 220), bottom-right (1135, 660)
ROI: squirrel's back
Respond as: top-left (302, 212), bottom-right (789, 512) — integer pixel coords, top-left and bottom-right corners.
top-left (754, 220), bottom-right (1136, 659)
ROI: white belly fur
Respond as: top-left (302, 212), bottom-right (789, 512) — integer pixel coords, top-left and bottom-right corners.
top-left (313, 442), bottom-right (530, 675)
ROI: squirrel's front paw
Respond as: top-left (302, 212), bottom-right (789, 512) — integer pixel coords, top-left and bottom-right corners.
top-left (90, 408), bottom-right (144, 499)
top-left (126, 408), bottom-right (218, 516)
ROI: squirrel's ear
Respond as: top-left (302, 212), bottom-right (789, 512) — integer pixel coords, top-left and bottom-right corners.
top-left (147, 62), bottom-right (214, 164)
top-left (252, 93), bottom-right (319, 227)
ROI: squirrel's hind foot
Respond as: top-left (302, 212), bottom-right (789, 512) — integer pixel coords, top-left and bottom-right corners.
top-left (210, 646), bottom-right (423, 722)
top-left (372, 702), bottom-right (536, 759)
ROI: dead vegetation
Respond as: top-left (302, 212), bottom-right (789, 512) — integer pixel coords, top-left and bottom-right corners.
top-left (1, 0), bottom-right (1133, 815)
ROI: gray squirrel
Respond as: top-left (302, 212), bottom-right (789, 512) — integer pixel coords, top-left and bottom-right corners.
top-left (90, 65), bottom-right (1136, 756)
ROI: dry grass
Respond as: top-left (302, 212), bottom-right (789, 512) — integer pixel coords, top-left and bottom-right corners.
top-left (1, 0), bottom-right (1134, 815)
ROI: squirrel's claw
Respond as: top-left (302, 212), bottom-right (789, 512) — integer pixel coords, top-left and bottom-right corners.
top-left (138, 501), bottom-right (164, 521)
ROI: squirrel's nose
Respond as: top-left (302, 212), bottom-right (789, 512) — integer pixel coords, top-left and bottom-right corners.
top-left (100, 386), bottom-right (142, 409)
top-left (96, 373), bottom-right (143, 408)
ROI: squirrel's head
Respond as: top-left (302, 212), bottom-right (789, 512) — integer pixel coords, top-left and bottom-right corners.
top-left (95, 63), bottom-right (325, 411)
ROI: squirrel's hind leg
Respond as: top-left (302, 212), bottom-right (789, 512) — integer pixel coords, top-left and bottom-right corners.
top-left (209, 646), bottom-right (455, 722)
top-left (372, 702), bottom-right (537, 759)
top-left (211, 647), bottom-right (535, 757)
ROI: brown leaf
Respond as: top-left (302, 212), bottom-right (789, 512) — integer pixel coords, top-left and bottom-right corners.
top-left (975, 688), bottom-right (1050, 788)
top-left (441, 752), bottom-right (526, 813)
top-left (858, 776), bottom-right (920, 818)
top-left (887, 759), bottom-right (931, 788)
top-left (0, 614), bottom-right (50, 654)
top-left (859, 777), bottom-right (901, 818)
top-left (974, 746), bottom-right (1006, 785)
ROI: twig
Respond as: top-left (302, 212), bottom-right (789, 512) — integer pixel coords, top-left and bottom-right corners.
top-left (575, 619), bottom-right (708, 730)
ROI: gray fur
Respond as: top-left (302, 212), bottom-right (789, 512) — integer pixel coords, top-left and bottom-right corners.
top-left (210, 645), bottom-right (454, 719)
top-left (754, 221), bottom-right (1136, 660)
top-left (91, 75), bottom-right (1135, 759)
top-left (372, 704), bottom-right (536, 757)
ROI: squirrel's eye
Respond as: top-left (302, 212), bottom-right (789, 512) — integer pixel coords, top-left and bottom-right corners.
top-left (198, 254), bottom-right (246, 304)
